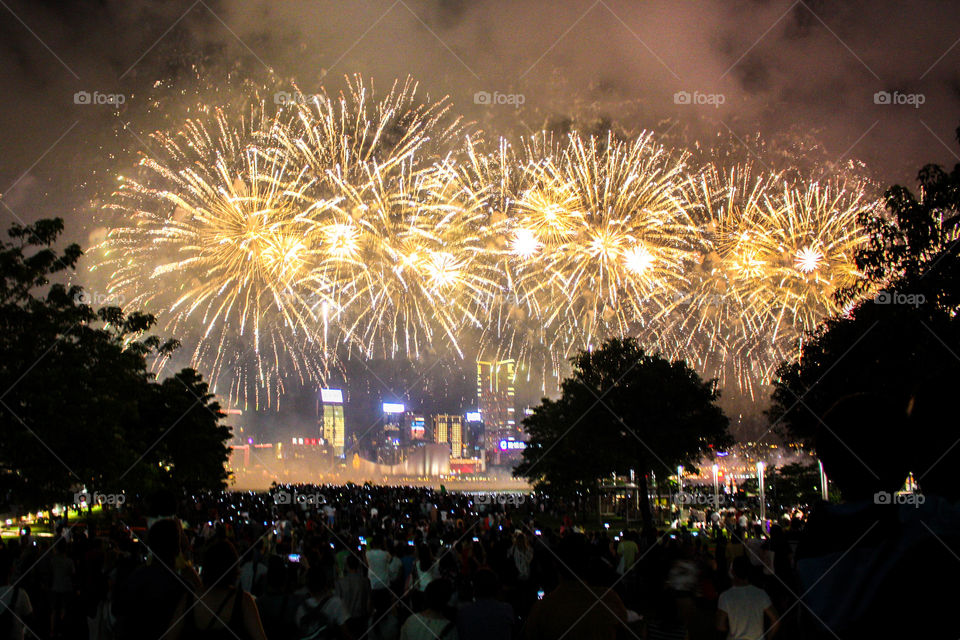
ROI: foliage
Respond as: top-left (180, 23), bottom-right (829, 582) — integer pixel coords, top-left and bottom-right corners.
top-left (772, 127), bottom-right (960, 499)
top-left (515, 337), bottom-right (730, 526)
top-left (0, 218), bottom-right (231, 509)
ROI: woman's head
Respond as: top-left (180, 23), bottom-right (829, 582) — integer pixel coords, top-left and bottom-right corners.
top-left (424, 578), bottom-right (453, 613)
top-left (514, 532), bottom-right (528, 549)
top-left (417, 543), bottom-right (433, 565)
top-left (201, 540), bottom-right (240, 589)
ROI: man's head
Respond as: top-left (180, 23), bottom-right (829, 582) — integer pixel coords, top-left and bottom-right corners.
top-left (730, 555), bottom-right (752, 583)
top-left (556, 532), bottom-right (589, 581)
top-left (425, 578), bottom-right (452, 612)
top-left (201, 540), bottom-right (240, 589)
top-left (306, 565), bottom-right (329, 596)
top-left (473, 568), bottom-right (500, 599)
top-left (147, 518), bottom-right (181, 567)
top-left (346, 554), bottom-right (361, 574)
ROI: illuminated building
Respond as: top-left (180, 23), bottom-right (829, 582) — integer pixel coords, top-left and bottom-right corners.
top-left (464, 411), bottom-right (483, 457)
top-left (477, 359), bottom-right (516, 452)
top-left (319, 388), bottom-right (345, 457)
top-left (407, 413), bottom-right (426, 440)
top-left (432, 413), bottom-right (463, 456)
top-left (383, 402), bottom-right (405, 436)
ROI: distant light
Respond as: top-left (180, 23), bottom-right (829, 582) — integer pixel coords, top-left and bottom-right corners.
top-left (383, 402), bottom-right (405, 414)
top-left (466, 411), bottom-right (482, 422)
top-left (320, 389), bottom-right (343, 403)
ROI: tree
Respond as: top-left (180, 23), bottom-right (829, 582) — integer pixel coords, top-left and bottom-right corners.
top-left (515, 337), bottom-right (730, 528)
top-left (770, 462), bottom-right (824, 509)
top-left (770, 126), bottom-right (960, 500)
top-left (0, 218), bottom-right (231, 509)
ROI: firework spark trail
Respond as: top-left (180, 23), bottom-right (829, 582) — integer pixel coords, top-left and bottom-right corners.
top-left (97, 77), bottom-right (879, 405)
top-left (307, 158), bottom-right (502, 360)
top-left (98, 106), bottom-right (333, 408)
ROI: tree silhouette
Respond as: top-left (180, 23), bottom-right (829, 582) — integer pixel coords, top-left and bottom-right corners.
top-left (0, 218), bottom-right (231, 509)
top-left (771, 126), bottom-right (960, 500)
top-left (515, 337), bottom-right (730, 528)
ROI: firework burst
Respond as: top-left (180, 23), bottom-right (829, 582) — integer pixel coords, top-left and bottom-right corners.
top-left (98, 106), bottom-right (332, 408)
top-left (95, 77), bottom-right (879, 404)
top-left (304, 158), bottom-right (502, 360)
top-left (508, 131), bottom-right (697, 355)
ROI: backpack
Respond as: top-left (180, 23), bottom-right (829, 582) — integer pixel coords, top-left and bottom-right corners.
top-left (297, 595), bottom-right (334, 640)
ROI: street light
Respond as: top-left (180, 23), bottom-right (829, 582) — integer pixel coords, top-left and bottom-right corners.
top-left (818, 459), bottom-right (829, 501)
top-left (712, 463), bottom-right (720, 510)
top-left (676, 465), bottom-right (684, 523)
top-left (756, 461), bottom-right (766, 525)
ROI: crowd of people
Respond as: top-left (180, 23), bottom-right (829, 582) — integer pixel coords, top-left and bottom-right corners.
top-left (0, 484), bottom-right (807, 639)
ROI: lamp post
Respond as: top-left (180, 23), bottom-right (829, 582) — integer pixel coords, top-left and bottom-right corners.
top-left (757, 461), bottom-right (766, 525)
top-left (818, 459), bottom-right (829, 501)
top-left (712, 463), bottom-right (720, 510)
top-left (677, 465), bottom-right (684, 523)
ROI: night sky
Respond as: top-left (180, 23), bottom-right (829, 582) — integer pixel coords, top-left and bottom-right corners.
top-left (2, 0), bottom-right (959, 436)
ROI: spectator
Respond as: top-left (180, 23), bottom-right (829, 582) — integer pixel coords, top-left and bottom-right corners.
top-left (365, 535), bottom-right (393, 615)
top-left (523, 534), bottom-right (627, 640)
top-left (401, 578), bottom-right (457, 640)
top-left (297, 566), bottom-right (350, 640)
top-left (337, 554), bottom-right (371, 636)
top-left (256, 556), bottom-right (302, 640)
top-left (408, 543), bottom-right (440, 611)
top-left (457, 568), bottom-right (513, 640)
top-left (0, 549), bottom-right (33, 640)
top-left (716, 556), bottom-right (779, 640)
top-left (169, 540), bottom-right (268, 639)
top-left (239, 542), bottom-right (268, 597)
top-left (616, 530), bottom-right (639, 575)
top-left (113, 519), bottom-right (198, 640)
top-left (48, 539), bottom-right (75, 636)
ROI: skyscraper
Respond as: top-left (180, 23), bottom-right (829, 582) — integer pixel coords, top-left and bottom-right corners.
top-left (477, 359), bottom-right (516, 452)
top-left (319, 389), bottom-right (345, 457)
top-left (432, 414), bottom-right (463, 457)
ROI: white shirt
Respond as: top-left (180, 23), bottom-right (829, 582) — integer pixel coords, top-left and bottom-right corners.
top-left (718, 585), bottom-right (772, 640)
top-left (295, 593), bottom-right (348, 629)
top-left (365, 549), bottom-right (392, 590)
top-left (0, 584), bottom-right (33, 640)
top-left (400, 613), bottom-right (458, 640)
top-left (239, 559), bottom-right (268, 593)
